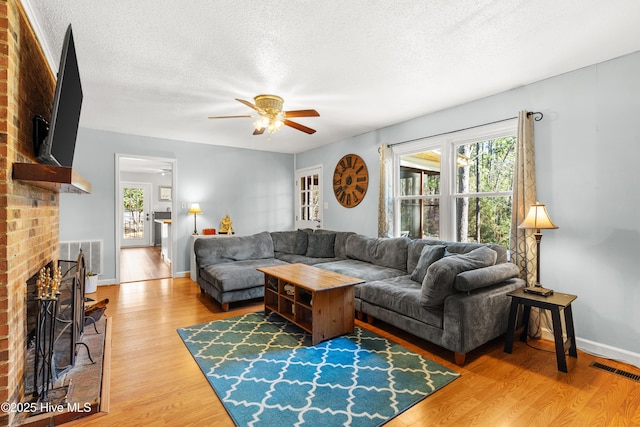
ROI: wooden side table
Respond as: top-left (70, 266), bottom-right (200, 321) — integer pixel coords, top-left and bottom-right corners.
top-left (504, 288), bottom-right (578, 372)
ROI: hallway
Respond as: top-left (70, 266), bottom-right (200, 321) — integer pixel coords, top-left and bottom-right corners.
top-left (120, 246), bottom-right (171, 283)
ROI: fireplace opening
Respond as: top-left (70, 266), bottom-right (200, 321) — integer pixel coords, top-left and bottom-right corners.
top-left (25, 261), bottom-right (54, 350)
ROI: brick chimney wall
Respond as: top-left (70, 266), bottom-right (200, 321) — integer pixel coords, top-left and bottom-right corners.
top-left (1, 1), bottom-right (59, 426)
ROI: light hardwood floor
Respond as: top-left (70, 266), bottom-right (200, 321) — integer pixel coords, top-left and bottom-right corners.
top-left (119, 247), bottom-right (171, 283)
top-left (68, 278), bottom-right (640, 427)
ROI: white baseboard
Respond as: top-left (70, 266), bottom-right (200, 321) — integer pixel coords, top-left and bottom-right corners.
top-left (576, 337), bottom-right (640, 369)
top-left (540, 327), bottom-right (640, 369)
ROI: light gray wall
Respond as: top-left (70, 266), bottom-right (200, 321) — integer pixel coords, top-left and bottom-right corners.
top-left (61, 51), bottom-right (640, 363)
top-left (60, 129), bottom-right (295, 280)
top-left (296, 132), bottom-right (381, 236)
top-left (296, 51), bottom-right (640, 362)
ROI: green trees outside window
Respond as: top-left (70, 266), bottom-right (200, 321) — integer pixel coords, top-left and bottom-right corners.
top-left (455, 137), bottom-right (515, 246)
top-left (398, 136), bottom-right (515, 246)
top-left (123, 187), bottom-right (144, 239)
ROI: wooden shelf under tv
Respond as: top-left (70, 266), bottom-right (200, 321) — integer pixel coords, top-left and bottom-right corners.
top-left (12, 163), bottom-right (91, 194)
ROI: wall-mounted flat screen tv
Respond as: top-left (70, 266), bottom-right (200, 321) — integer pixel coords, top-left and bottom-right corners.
top-left (35, 24), bottom-right (82, 167)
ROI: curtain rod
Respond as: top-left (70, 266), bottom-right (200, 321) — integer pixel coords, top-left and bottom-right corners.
top-left (387, 111), bottom-right (543, 148)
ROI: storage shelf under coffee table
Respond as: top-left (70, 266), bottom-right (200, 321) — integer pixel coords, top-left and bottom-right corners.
top-left (258, 263), bottom-right (363, 345)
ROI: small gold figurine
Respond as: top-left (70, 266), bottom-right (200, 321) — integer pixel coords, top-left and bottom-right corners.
top-left (220, 214), bottom-right (233, 234)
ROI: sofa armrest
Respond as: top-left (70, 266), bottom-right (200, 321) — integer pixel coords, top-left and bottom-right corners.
top-left (442, 278), bottom-right (525, 354)
top-left (454, 262), bottom-right (520, 292)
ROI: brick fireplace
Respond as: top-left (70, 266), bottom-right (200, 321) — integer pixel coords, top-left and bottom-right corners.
top-left (1, 2), bottom-right (59, 426)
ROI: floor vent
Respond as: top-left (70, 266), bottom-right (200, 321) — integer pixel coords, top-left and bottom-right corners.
top-left (590, 362), bottom-right (640, 382)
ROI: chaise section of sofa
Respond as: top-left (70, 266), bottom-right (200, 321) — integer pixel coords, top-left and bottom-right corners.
top-left (194, 231), bottom-right (288, 311)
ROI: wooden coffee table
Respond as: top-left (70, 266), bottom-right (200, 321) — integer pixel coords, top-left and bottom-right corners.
top-left (257, 263), bottom-right (364, 345)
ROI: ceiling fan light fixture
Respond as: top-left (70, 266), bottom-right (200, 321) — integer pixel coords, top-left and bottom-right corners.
top-left (267, 118), bottom-right (284, 134)
top-left (254, 94), bottom-right (283, 111)
top-left (210, 94), bottom-right (318, 136)
top-left (253, 116), bottom-right (268, 131)
top-left (253, 106), bottom-right (284, 134)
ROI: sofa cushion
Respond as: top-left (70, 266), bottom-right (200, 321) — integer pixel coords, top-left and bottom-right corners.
top-left (408, 239), bottom-right (509, 265)
top-left (306, 233), bottom-right (336, 258)
top-left (410, 244), bottom-right (446, 283)
top-left (357, 276), bottom-right (444, 329)
top-left (270, 231), bottom-right (298, 254)
top-left (407, 240), bottom-right (428, 273)
top-left (200, 258), bottom-right (288, 292)
top-left (195, 231), bottom-right (274, 267)
top-left (455, 262), bottom-right (520, 292)
top-left (314, 259), bottom-right (405, 282)
top-left (274, 253), bottom-right (342, 265)
top-left (295, 229), bottom-right (312, 255)
top-left (314, 229), bottom-right (354, 259)
top-left (445, 243), bottom-right (508, 264)
top-left (421, 246), bottom-right (497, 307)
top-left (346, 235), bottom-right (410, 271)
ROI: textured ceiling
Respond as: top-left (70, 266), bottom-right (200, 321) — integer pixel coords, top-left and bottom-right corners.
top-left (22, 0), bottom-right (640, 154)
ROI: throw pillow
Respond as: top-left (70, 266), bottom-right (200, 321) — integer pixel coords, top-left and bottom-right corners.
top-left (295, 229), bottom-right (311, 255)
top-left (455, 262), bottom-right (520, 292)
top-left (420, 246), bottom-right (497, 307)
top-left (271, 231), bottom-right (298, 253)
top-left (305, 233), bottom-right (336, 258)
top-left (410, 244), bottom-right (446, 283)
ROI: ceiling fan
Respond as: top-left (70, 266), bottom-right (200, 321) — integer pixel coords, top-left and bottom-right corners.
top-left (208, 94), bottom-right (319, 135)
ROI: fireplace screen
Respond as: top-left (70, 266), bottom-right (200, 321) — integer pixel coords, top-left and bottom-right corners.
top-left (25, 251), bottom-right (86, 398)
top-left (55, 252), bottom-right (86, 371)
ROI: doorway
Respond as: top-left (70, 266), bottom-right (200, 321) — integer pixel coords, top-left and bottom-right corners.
top-left (116, 155), bottom-right (177, 283)
top-left (295, 165), bottom-right (323, 230)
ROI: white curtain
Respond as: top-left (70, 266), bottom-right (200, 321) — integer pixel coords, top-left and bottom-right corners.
top-left (378, 144), bottom-right (394, 237)
top-left (510, 110), bottom-right (541, 336)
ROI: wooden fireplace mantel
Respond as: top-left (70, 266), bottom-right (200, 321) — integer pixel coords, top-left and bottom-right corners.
top-left (12, 162), bottom-right (91, 194)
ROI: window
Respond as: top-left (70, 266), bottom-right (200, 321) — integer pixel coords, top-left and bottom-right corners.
top-left (398, 149), bottom-right (441, 239)
top-left (393, 120), bottom-right (517, 245)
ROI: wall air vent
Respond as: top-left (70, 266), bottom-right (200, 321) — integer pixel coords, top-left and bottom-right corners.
top-left (60, 240), bottom-right (103, 276)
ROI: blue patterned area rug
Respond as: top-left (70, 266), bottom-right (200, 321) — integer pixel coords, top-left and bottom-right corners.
top-left (177, 312), bottom-right (459, 427)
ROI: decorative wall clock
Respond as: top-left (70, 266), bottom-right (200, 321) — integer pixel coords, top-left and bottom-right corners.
top-left (332, 154), bottom-right (368, 208)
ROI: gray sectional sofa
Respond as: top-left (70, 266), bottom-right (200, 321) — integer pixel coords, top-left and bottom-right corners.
top-left (193, 229), bottom-right (525, 364)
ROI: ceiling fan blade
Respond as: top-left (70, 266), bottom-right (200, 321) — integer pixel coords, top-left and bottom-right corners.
top-left (236, 98), bottom-right (260, 112)
top-left (253, 127), bottom-right (265, 135)
top-left (284, 119), bottom-right (316, 134)
top-left (284, 109), bottom-right (320, 118)
top-left (208, 115), bottom-right (253, 119)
